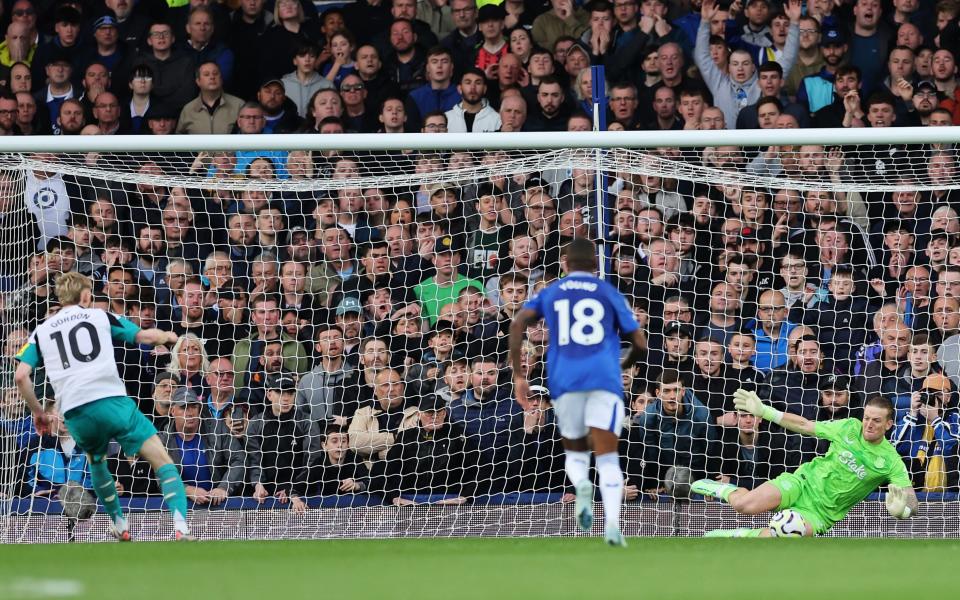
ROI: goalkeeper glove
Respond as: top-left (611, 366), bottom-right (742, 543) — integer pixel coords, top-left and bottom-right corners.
top-left (733, 389), bottom-right (784, 425)
top-left (885, 486), bottom-right (912, 519)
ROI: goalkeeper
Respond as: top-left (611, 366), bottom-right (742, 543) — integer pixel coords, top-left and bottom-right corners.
top-left (691, 390), bottom-right (918, 537)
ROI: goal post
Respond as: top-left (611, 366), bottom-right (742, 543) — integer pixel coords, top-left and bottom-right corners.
top-left (2, 129), bottom-right (960, 542)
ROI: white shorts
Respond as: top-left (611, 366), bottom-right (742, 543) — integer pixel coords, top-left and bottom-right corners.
top-left (553, 390), bottom-right (624, 440)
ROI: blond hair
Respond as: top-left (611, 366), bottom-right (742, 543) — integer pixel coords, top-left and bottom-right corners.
top-left (166, 333), bottom-right (210, 376)
top-left (55, 272), bottom-right (93, 306)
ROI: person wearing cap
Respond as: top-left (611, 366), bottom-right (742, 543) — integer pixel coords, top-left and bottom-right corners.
top-left (511, 383), bottom-right (569, 494)
top-left (333, 295), bottom-right (365, 365)
top-left (649, 320), bottom-right (696, 382)
top-left (475, 3), bottom-right (508, 74)
top-left (891, 372), bottom-right (959, 491)
top-left (257, 77), bottom-right (301, 133)
top-left (35, 47), bottom-right (74, 136)
top-left (158, 386), bottom-right (245, 506)
top-left (77, 14), bottom-right (124, 76)
top-left (414, 233), bottom-right (485, 326)
top-left (913, 79), bottom-right (942, 124)
top-left (248, 372), bottom-right (323, 512)
top-left (797, 25), bottom-right (849, 114)
top-left (379, 390), bottom-right (478, 504)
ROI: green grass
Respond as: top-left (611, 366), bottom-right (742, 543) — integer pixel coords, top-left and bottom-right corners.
top-left (1, 537), bottom-right (957, 599)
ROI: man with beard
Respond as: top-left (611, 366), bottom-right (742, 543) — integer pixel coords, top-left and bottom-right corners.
top-left (912, 79), bottom-right (941, 124)
top-left (798, 28), bottom-right (850, 114)
top-left (648, 320), bottom-right (696, 385)
top-left (768, 336), bottom-right (834, 465)
top-left (383, 19), bottom-right (427, 94)
top-left (524, 75), bottom-right (571, 132)
top-left (445, 68), bottom-right (500, 132)
top-left (170, 275), bottom-right (223, 357)
top-left (257, 79), bottom-right (301, 133)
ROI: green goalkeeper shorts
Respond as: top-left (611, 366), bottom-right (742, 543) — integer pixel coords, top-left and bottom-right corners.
top-left (63, 396), bottom-right (158, 463)
top-left (769, 472), bottom-right (831, 535)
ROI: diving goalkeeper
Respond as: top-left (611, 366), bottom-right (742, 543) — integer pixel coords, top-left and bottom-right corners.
top-left (691, 390), bottom-right (918, 537)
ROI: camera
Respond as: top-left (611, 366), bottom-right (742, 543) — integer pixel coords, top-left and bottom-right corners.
top-left (918, 390), bottom-right (941, 407)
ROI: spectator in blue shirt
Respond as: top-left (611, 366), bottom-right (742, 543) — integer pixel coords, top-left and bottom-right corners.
top-left (22, 403), bottom-right (90, 496)
top-left (160, 387), bottom-right (245, 506)
top-left (750, 289), bottom-right (798, 373)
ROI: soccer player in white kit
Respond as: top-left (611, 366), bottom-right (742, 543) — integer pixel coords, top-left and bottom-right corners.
top-left (14, 273), bottom-right (194, 541)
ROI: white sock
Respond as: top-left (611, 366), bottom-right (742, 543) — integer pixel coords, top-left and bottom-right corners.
top-left (595, 452), bottom-right (623, 530)
top-left (564, 450), bottom-right (591, 487)
top-left (173, 511), bottom-right (190, 535)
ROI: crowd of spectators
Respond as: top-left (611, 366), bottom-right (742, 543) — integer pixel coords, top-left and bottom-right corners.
top-left (2, 0), bottom-right (960, 508)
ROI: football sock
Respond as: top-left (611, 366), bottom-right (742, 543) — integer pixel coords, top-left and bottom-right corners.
top-left (156, 463), bottom-right (190, 534)
top-left (595, 452), bottom-right (623, 530)
top-left (89, 459), bottom-right (124, 527)
top-left (564, 450), bottom-right (591, 487)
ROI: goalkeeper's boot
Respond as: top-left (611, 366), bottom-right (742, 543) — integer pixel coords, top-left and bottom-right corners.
top-left (175, 530), bottom-right (197, 542)
top-left (109, 518), bottom-right (131, 542)
top-left (574, 480), bottom-right (594, 532)
top-left (604, 525), bottom-right (628, 548)
top-left (704, 528), bottom-right (765, 538)
top-left (690, 479), bottom-right (738, 503)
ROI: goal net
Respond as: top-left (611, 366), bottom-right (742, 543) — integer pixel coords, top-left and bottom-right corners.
top-left (2, 130), bottom-right (960, 541)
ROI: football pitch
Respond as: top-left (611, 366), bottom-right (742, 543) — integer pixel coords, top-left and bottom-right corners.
top-left (0, 537), bottom-right (956, 599)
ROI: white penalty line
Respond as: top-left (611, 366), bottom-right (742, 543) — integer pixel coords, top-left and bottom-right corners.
top-left (0, 578), bottom-right (85, 598)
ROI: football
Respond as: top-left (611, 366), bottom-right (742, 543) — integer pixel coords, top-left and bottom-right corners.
top-left (663, 466), bottom-right (692, 498)
top-left (768, 509), bottom-right (807, 538)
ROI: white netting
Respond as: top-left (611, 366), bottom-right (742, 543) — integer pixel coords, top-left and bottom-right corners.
top-left (2, 133), bottom-right (960, 541)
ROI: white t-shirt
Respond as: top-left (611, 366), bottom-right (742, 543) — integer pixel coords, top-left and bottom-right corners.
top-left (24, 171), bottom-right (71, 250)
top-left (16, 305), bottom-right (140, 414)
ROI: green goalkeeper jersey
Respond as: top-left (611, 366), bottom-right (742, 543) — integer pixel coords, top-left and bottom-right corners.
top-left (796, 418), bottom-right (911, 524)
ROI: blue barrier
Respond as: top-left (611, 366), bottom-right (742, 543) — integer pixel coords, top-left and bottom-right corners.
top-left (9, 491), bottom-right (954, 515)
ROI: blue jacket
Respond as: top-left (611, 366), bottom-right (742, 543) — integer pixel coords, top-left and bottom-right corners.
top-left (797, 68), bottom-right (836, 114)
top-left (407, 84), bottom-right (461, 124)
top-left (636, 390), bottom-right (716, 477)
top-left (26, 438), bottom-right (91, 494)
top-left (448, 388), bottom-right (523, 461)
top-left (750, 320), bottom-right (799, 373)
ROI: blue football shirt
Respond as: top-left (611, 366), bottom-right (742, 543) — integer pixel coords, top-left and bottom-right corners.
top-left (523, 272), bottom-right (639, 399)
